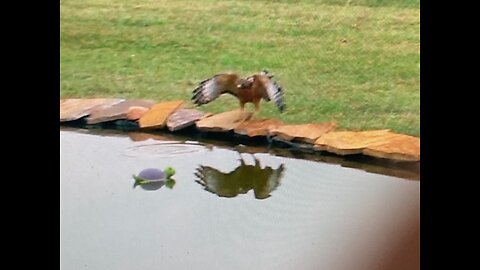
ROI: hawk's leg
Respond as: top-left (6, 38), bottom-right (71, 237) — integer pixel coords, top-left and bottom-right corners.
top-left (239, 101), bottom-right (246, 112)
top-left (253, 101), bottom-right (260, 115)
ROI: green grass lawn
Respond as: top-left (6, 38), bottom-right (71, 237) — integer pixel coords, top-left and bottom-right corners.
top-left (60, 0), bottom-right (420, 136)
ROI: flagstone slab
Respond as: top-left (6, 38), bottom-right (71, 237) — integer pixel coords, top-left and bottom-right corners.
top-left (167, 108), bottom-right (210, 132)
top-left (314, 130), bottom-right (420, 161)
top-left (60, 98), bottom-right (124, 122)
top-left (269, 123), bottom-right (337, 143)
top-left (127, 106), bottom-right (151, 120)
top-left (314, 130), bottom-right (397, 155)
top-left (138, 100), bottom-right (185, 129)
top-left (196, 110), bottom-right (253, 132)
top-left (234, 118), bottom-right (284, 137)
top-left (86, 99), bottom-right (155, 124)
top-left (363, 134), bottom-right (420, 161)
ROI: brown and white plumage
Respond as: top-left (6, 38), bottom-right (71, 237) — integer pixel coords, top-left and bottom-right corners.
top-left (192, 70), bottom-right (286, 113)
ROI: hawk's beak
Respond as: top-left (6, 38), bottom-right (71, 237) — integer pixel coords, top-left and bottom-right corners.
top-left (237, 84), bottom-right (242, 88)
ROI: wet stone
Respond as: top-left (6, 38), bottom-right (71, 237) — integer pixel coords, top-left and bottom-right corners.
top-left (196, 110), bottom-right (253, 132)
top-left (167, 108), bottom-right (209, 132)
top-left (271, 136), bottom-right (316, 152)
top-left (86, 99), bottom-right (155, 124)
top-left (60, 98), bottom-right (124, 122)
top-left (269, 123), bottom-right (337, 144)
top-left (138, 100), bottom-right (184, 129)
top-left (114, 120), bottom-right (140, 131)
top-left (234, 118), bottom-right (283, 137)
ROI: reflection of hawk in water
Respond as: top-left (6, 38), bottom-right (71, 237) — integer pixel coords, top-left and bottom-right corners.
top-left (192, 70), bottom-right (286, 113)
top-left (194, 155), bottom-right (285, 199)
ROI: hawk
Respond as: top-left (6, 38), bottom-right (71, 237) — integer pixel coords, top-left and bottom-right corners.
top-left (192, 70), bottom-right (286, 113)
top-left (194, 155), bottom-right (285, 200)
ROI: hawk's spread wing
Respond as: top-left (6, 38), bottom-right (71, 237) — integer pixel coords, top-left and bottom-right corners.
top-left (194, 165), bottom-right (251, 198)
top-left (194, 165), bottom-right (227, 196)
top-left (192, 73), bottom-right (240, 106)
top-left (256, 72), bottom-right (286, 112)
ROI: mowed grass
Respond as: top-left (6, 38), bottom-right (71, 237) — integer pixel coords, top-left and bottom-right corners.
top-left (60, 0), bottom-right (420, 136)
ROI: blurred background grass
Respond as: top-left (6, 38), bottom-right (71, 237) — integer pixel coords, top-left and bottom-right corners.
top-left (60, 0), bottom-right (419, 136)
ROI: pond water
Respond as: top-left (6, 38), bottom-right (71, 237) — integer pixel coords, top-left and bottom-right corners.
top-left (60, 129), bottom-right (419, 270)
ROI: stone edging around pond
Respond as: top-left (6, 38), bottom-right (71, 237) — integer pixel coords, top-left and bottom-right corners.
top-left (60, 98), bottom-right (420, 162)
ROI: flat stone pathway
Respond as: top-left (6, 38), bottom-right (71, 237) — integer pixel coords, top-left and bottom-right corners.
top-left (60, 99), bottom-right (420, 162)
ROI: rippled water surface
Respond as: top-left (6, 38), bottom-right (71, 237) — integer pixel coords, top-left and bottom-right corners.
top-left (60, 129), bottom-right (419, 270)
